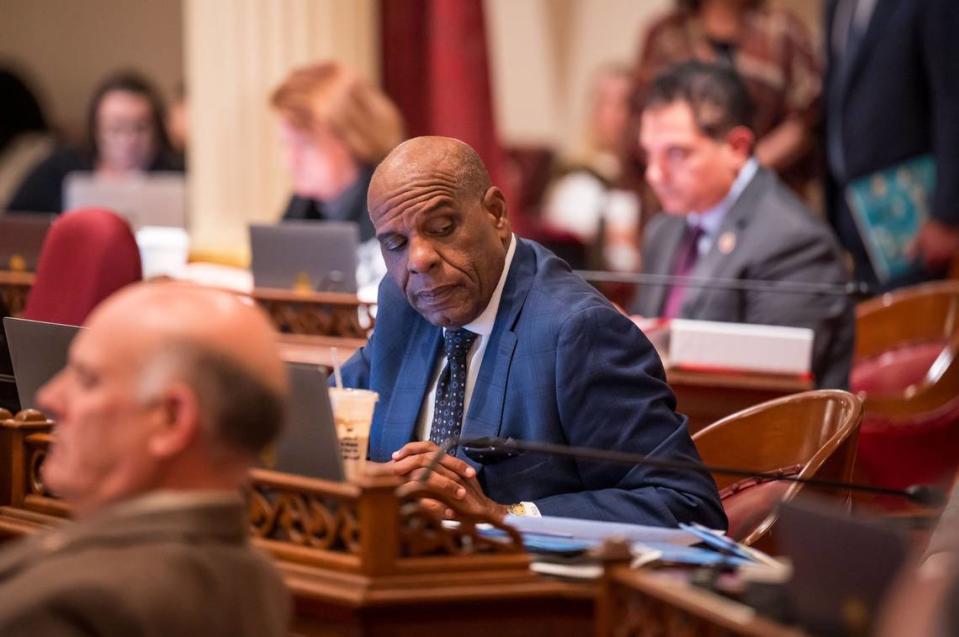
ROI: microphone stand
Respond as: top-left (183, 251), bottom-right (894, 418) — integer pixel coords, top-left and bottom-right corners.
top-left (460, 437), bottom-right (946, 507)
top-left (572, 270), bottom-right (874, 300)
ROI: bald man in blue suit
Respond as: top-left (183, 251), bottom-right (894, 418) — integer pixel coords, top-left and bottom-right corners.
top-left (340, 136), bottom-right (725, 528)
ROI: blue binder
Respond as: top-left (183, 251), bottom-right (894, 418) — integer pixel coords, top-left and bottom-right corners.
top-left (845, 155), bottom-right (935, 283)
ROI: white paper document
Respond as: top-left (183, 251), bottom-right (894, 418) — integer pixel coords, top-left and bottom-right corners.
top-left (503, 515), bottom-right (700, 546)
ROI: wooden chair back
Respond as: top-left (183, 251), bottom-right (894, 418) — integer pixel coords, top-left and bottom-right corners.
top-left (692, 390), bottom-right (863, 550)
top-left (856, 280), bottom-right (959, 360)
top-left (854, 280), bottom-right (959, 410)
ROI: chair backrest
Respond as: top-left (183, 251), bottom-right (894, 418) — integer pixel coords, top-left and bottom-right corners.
top-left (851, 283), bottom-right (959, 499)
top-left (23, 208), bottom-right (141, 325)
top-left (853, 280), bottom-right (959, 408)
top-left (692, 390), bottom-right (863, 550)
top-left (856, 280), bottom-right (959, 362)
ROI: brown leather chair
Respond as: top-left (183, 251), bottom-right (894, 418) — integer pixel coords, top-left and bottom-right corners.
top-left (852, 282), bottom-right (959, 503)
top-left (692, 390), bottom-right (863, 552)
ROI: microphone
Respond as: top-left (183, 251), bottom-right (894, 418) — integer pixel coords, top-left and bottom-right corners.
top-left (460, 436), bottom-right (946, 508)
top-left (417, 436), bottom-right (461, 484)
top-left (572, 270), bottom-right (874, 300)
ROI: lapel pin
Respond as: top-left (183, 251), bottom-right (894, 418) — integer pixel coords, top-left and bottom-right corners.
top-left (718, 231), bottom-right (736, 255)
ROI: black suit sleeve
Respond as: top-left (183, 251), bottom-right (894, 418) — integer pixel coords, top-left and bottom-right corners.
top-left (922, 0), bottom-right (959, 225)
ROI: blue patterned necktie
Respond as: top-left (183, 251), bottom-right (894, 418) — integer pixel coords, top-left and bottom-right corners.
top-left (429, 328), bottom-right (478, 448)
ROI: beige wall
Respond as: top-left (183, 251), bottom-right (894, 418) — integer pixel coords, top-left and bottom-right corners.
top-left (184, 0), bottom-right (379, 257)
top-left (486, 0), bottom-right (671, 152)
top-left (0, 0), bottom-right (183, 141)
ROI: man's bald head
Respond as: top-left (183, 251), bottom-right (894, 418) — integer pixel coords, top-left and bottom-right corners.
top-left (89, 282), bottom-right (286, 398)
top-left (366, 136), bottom-right (512, 328)
top-left (88, 282), bottom-right (287, 454)
top-left (369, 136), bottom-right (491, 211)
top-left (38, 282), bottom-right (288, 515)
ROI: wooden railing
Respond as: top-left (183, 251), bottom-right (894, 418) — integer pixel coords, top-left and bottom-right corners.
top-left (0, 271), bottom-right (374, 338)
top-left (250, 287), bottom-right (374, 339)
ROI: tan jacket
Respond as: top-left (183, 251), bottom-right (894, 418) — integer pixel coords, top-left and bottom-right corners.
top-left (0, 492), bottom-right (289, 636)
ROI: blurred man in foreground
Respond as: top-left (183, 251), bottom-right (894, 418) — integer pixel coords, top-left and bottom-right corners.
top-left (0, 283), bottom-right (290, 636)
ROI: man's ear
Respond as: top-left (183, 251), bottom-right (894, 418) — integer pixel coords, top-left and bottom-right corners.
top-left (724, 125), bottom-right (754, 161)
top-left (482, 186), bottom-right (511, 239)
top-left (147, 382), bottom-right (201, 459)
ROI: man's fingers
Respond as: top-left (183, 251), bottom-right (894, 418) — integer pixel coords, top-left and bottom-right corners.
top-left (408, 472), bottom-right (467, 500)
top-left (390, 444), bottom-right (476, 479)
top-left (391, 441), bottom-right (441, 460)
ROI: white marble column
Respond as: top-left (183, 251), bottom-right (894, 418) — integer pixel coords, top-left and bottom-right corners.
top-left (183, 0), bottom-right (378, 261)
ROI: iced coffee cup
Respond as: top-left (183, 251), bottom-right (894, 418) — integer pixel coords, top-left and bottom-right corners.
top-left (328, 387), bottom-right (378, 480)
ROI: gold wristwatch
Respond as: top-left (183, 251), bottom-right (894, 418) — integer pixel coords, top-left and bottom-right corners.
top-left (506, 503), bottom-right (527, 516)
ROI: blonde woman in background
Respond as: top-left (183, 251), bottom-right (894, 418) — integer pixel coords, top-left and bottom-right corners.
top-left (271, 62), bottom-right (405, 242)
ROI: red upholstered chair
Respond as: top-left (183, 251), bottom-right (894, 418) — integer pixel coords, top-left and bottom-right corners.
top-left (852, 282), bottom-right (959, 506)
top-left (23, 208), bottom-right (141, 325)
top-left (692, 390), bottom-right (862, 552)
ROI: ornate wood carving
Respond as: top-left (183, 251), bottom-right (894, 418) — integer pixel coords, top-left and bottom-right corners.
top-left (5, 427), bottom-right (522, 566)
top-left (247, 473), bottom-right (363, 555)
top-left (252, 288), bottom-right (374, 338)
top-left (396, 482), bottom-right (524, 557)
top-left (26, 434), bottom-right (50, 497)
top-left (0, 270), bottom-right (34, 315)
top-left (0, 272), bottom-right (374, 338)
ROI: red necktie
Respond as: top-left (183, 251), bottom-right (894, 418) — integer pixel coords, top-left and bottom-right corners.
top-left (662, 224), bottom-right (704, 318)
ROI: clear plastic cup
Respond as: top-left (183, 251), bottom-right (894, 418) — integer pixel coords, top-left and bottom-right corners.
top-left (328, 388), bottom-right (378, 480)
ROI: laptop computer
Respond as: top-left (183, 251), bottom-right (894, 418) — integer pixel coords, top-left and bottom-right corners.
top-left (63, 171), bottom-right (187, 229)
top-left (3, 317), bottom-right (81, 409)
top-left (0, 214), bottom-right (55, 271)
top-left (777, 497), bottom-right (909, 636)
top-left (267, 362), bottom-right (344, 481)
top-left (249, 222), bottom-right (359, 292)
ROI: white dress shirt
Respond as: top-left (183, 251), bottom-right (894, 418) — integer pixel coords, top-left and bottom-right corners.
top-left (685, 157), bottom-right (759, 257)
top-left (415, 234), bottom-right (517, 442)
top-left (412, 235), bottom-right (539, 516)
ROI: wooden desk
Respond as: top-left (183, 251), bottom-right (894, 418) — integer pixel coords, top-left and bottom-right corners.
top-left (597, 562), bottom-right (809, 637)
top-left (0, 410), bottom-right (595, 637)
top-left (668, 368), bottom-right (812, 434)
top-left (0, 409), bottom-right (825, 637)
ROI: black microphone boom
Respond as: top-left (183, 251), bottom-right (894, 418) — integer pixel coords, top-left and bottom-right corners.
top-left (460, 437), bottom-right (945, 507)
top-left (572, 270), bottom-right (873, 299)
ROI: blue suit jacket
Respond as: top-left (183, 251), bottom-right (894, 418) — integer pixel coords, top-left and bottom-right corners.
top-left (341, 238), bottom-right (726, 528)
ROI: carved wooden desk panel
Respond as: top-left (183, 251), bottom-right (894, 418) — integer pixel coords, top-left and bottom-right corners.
top-left (597, 564), bottom-right (809, 637)
top-left (0, 270), bottom-right (33, 316)
top-left (0, 411), bottom-right (594, 637)
top-left (252, 287), bottom-right (374, 339)
top-left (0, 272), bottom-right (373, 339)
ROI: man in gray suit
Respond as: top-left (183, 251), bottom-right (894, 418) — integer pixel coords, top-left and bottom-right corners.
top-left (0, 283), bottom-right (290, 635)
top-left (632, 62), bottom-right (854, 389)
